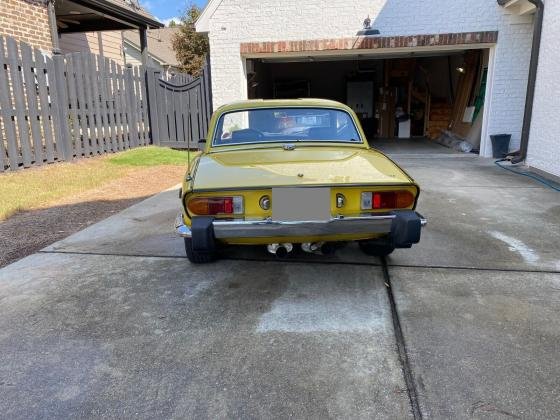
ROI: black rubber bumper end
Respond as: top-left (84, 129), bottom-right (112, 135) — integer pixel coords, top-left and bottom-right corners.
top-left (191, 217), bottom-right (216, 252)
top-left (390, 210), bottom-right (422, 249)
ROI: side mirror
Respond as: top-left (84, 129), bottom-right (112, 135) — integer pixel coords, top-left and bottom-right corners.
top-left (197, 138), bottom-right (206, 151)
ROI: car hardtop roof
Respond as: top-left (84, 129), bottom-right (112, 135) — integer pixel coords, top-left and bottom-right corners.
top-left (216, 98), bottom-right (353, 113)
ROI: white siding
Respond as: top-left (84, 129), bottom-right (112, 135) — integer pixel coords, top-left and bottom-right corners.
top-left (202, 0), bottom-right (534, 156)
top-left (123, 42), bottom-right (162, 69)
top-left (59, 31), bottom-right (124, 65)
top-left (526, 0), bottom-right (560, 178)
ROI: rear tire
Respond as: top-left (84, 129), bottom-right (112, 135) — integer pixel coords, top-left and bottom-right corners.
top-left (184, 238), bottom-right (216, 264)
top-left (359, 241), bottom-right (395, 257)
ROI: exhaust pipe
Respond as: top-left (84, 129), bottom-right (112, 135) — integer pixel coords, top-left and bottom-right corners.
top-left (320, 242), bottom-right (337, 255)
top-left (301, 242), bottom-right (337, 255)
top-left (267, 243), bottom-right (293, 258)
top-left (301, 242), bottom-right (323, 254)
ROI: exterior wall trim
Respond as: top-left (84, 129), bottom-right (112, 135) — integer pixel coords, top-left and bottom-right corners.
top-left (527, 166), bottom-right (560, 185)
top-left (480, 46), bottom-right (497, 157)
top-left (240, 31), bottom-right (498, 55)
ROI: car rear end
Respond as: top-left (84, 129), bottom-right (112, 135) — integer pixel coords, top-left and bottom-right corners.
top-left (175, 99), bottom-right (426, 262)
top-left (176, 183), bottom-right (425, 258)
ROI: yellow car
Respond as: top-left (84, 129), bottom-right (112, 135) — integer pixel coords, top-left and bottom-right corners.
top-left (175, 99), bottom-right (425, 263)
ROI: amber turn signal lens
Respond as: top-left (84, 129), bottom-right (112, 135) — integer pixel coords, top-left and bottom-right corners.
top-left (395, 191), bottom-right (415, 208)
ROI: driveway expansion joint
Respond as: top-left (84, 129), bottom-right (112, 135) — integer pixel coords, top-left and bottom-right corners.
top-left (38, 250), bottom-right (187, 259)
top-left (37, 251), bottom-right (560, 275)
top-left (381, 257), bottom-right (423, 420)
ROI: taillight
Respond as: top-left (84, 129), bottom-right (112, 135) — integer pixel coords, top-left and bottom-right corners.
top-left (361, 191), bottom-right (414, 210)
top-left (187, 196), bottom-right (244, 215)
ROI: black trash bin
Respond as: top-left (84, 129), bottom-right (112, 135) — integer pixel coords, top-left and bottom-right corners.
top-left (490, 134), bottom-right (511, 158)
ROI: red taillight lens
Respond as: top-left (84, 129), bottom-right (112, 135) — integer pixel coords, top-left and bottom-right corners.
top-left (361, 191), bottom-right (414, 210)
top-left (187, 196), bottom-right (243, 215)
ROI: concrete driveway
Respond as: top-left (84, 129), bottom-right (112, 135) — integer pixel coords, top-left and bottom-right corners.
top-left (1, 156), bottom-right (559, 419)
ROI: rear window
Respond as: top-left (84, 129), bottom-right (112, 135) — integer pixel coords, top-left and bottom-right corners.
top-left (212, 107), bottom-right (362, 146)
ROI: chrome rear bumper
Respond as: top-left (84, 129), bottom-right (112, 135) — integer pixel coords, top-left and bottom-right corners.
top-left (175, 213), bottom-right (426, 240)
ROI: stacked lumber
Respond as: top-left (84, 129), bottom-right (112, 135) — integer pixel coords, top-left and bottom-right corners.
top-left (427, 100), bottom-right (452, 139)
top-left (450, 50), bottom-right (479, 137)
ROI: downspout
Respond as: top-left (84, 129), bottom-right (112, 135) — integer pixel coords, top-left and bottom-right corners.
top-left (510, 0), bottom-right (544, 164)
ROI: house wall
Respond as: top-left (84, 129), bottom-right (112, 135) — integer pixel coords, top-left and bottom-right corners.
top-left (123, 42), bottom-right (162, 69)
top-left (202, 0), bottom-right (534, 156)
top-left (0, 0), bottom-right (52, 51)
top-left (59, 31), bottom-right (125, 64)
top-left (526, 0), bottom-right (560, 178)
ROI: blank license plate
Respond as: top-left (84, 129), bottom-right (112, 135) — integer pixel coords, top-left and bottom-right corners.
top-left (272, 187), bottom-right (331, 222)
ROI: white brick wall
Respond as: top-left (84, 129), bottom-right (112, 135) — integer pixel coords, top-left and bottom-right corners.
top-left (526, 0), bottom-right (560, 178)
top-left (202, 0), bottom-right (534, 156)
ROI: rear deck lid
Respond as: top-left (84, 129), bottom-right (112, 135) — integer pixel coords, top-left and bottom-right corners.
top-left (193, 146), bottom-right (414, 190)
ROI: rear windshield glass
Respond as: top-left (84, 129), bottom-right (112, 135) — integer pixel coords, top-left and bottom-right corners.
top-left (212, 107), bottom-right (362, 146)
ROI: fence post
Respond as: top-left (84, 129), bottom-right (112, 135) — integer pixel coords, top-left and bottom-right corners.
top-left (145, 68), bottom-right (160, 145)
top-left (0, 35), bottom-right (20, 170)
top-left (124, 65), bottom-right (139, 147)
top-left (52, 53), bottom-right (73, 161)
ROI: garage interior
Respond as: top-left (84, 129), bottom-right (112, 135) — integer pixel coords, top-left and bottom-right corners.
top-left (246, 49), bottom-right (489, 154)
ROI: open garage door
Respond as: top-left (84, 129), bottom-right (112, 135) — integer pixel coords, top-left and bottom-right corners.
top-left (246, 49), bottom-right (490, 155)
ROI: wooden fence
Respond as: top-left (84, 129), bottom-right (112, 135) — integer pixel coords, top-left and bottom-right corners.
top-left (163, 72), bottom-right (195, 85)
top-left (146, 60), bottom-right (212, 149)
top-left (0, 35), bottom-right (150, 172)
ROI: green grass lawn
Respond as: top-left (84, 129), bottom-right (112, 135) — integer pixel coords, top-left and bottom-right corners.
top-left (107, 146), bottom-right (191, 166)
top-left (0, 146), bottom-right (190, 220)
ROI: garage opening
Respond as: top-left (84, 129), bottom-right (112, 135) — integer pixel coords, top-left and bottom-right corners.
top-left (246, 49), bottom-right (490, 155)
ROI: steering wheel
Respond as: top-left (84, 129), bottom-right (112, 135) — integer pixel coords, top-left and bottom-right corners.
top-left (232, 128), bottom-right (264, 141)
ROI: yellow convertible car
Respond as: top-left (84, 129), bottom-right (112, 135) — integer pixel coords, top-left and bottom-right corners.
top-left (175, 99), bottom-right (425, 263)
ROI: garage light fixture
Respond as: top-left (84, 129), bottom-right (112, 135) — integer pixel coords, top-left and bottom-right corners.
top-left (456, 66), bottom-right (466, 74)
top-left (357, 15), bottom-right (380, 36)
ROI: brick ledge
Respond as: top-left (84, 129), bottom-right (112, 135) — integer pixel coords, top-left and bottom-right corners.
top-left (240, 31), bottom-right (498, 55)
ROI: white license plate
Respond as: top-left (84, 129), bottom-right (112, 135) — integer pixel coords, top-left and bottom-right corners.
top-left (272, 187), bottom-right (331, 222)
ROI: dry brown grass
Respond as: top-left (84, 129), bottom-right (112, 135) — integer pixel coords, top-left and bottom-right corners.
top-left (0, 164), bottom-right (187, 268)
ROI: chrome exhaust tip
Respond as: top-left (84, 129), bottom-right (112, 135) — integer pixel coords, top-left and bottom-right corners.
top-left (267, 243), bottom-right (293, 258)
top-left (301, 242), bottom-right (324, 254)
top-left (301, 242), bottom-right (337, 255)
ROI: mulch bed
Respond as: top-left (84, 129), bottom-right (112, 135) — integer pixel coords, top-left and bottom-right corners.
top-left (0, 165), bottom-right (185, 269)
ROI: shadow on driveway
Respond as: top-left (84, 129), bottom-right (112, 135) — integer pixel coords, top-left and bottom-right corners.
top-left (0, 197), bottom-right (151, 269)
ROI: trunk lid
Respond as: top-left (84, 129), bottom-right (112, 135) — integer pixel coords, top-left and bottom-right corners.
top-left (193, 146), bottom-right (413, 190)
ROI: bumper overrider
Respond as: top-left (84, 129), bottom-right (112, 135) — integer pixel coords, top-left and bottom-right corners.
top-left (175, 211), bottom-right (426, 250)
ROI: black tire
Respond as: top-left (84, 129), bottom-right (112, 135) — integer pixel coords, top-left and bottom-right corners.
top-left (358, 241), bottom-right (395, 257)
top-left (184, 238), bottom-right (216, 264)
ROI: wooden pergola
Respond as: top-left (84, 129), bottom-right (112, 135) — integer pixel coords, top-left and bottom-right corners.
top-left (47, 0), bottom-right (163, 65)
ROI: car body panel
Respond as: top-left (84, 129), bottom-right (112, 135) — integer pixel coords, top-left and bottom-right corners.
top-left (183, 184), bottom-right (418, 217)
top-left (191, 146), bottom-right (413, 191)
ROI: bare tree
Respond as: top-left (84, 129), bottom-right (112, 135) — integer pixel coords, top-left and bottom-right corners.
top-left (171, 4), bottom-right (209, 76)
